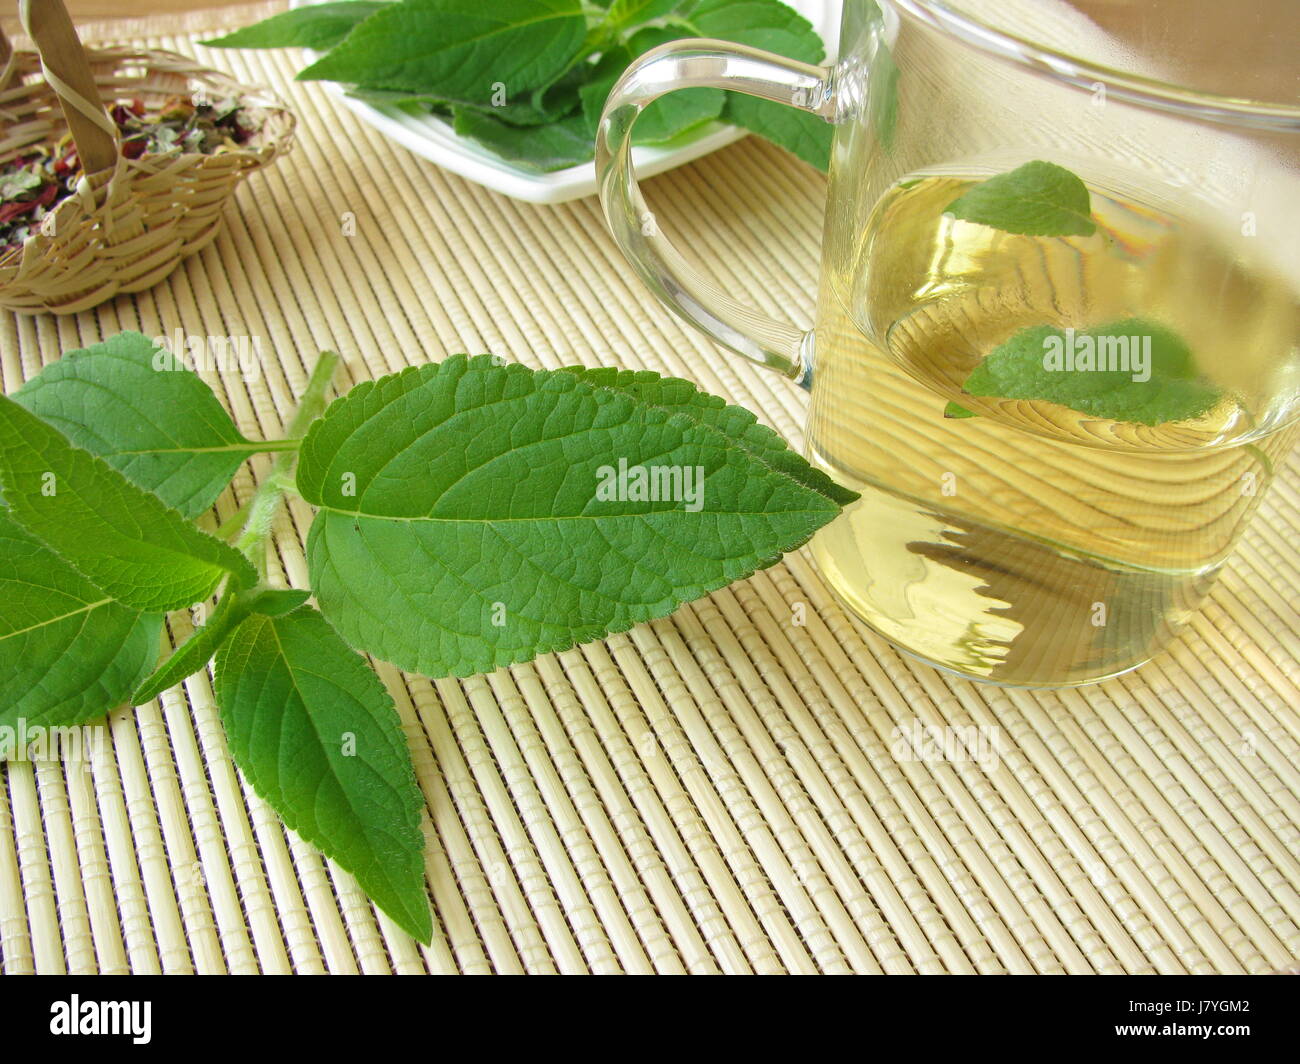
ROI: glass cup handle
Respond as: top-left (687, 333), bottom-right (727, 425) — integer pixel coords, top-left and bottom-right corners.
top-left (595, 39), bottom-right (837, 387)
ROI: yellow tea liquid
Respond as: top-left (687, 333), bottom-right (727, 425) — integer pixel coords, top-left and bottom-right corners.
top-left (807, 172), bottom-right (1299, 685)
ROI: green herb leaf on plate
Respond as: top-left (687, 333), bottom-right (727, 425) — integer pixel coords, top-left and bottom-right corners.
top-left (685, 0), bottom-right (824, 58)
top-left (577, 48), bottom-right (630, 136)
top-left (528, 56), bottom-right (596, 123)
top-left (344, 85), bottom-right (463, 113)
top-left (945, 160), bottom-right (1097, 237)
top-left (683, 0), bottom-right (831, 168)
top-left (12, 331), bottom-right (260, 518)
top-left (607, 0), bottom-right (684, 31)
top-left (214, 606), bottom-right (431, 942)
top-left (299, 0), bottom-right (590, 106)
top-left (350, 83), bottom-right (565, 127)
top-left (203, 1), bottom-right (390, 52)
top-left (579, 35), bottom-right (725, 145)
top-left (0, 511), bottom-right (162, 738)
top-left (722, 96), bottom-right (832, 170)
top-left (452, 108), bottom-right (596, 171)
top-left (295, 355), bottom-right (845, 678)
top-left (207, 0), bottom-right (840, 175)
top-left (0, 394), bottom-right (257, 612)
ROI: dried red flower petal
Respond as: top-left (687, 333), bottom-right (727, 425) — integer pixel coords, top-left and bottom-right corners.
top-left (0, 197), bottom-right (39, 224)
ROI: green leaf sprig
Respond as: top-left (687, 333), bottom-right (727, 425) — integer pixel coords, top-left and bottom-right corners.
top-left (0, 331), bottom-right (855, 941)
top-left (204, 0), bottom-right (837, 172)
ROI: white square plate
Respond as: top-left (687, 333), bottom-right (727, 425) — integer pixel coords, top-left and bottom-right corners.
top-left (285, 0), bottom-right (837, 203)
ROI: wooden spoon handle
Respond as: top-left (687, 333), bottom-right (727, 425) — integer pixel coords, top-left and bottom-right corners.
top-left (19, 0), bottom-right (118, 175)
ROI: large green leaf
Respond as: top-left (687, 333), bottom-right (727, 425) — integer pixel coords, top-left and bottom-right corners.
top-left (0, 394), bottom-right (257, 612)
top-left (299, 0), bottom-right (589, 105)
top-left (12, 331), bottom-right (258, 518)
top-left (203, 1), bottom-right (390, 51)
top-left (213, 607), bottom-right (431, 942)
top-left (0, 511), bottom-right (161, 738)
top-left (561, 366), bottom-right (858, 504)
top-left (295, 355), bottom-right (844, 677)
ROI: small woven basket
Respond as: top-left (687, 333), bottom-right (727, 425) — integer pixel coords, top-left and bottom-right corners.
top-left (0, 3), bottom-right (294, 314)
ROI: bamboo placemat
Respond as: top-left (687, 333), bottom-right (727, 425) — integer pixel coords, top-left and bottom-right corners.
top-left (1, 8), bottom-right (1298, 975)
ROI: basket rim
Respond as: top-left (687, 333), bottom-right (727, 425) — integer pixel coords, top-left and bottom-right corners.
top-left (0, 43), bottom-right (295, 128)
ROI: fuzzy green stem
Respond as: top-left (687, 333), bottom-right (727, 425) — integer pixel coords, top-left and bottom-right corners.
top-left (233, 350), bottom-right (342, 572)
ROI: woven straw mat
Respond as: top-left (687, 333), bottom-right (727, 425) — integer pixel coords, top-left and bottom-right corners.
top-left (0, 5), bottom-right (1297, 974)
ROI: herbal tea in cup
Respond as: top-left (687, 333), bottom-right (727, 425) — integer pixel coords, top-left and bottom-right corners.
top-left (598, 0), bottom-right (1300, 685)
